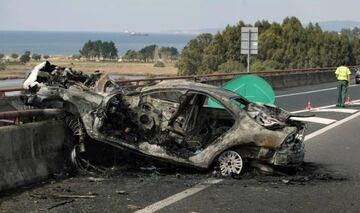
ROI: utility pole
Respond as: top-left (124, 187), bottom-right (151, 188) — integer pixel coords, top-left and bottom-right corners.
top-left (247, 29), bottom-right (251, 72)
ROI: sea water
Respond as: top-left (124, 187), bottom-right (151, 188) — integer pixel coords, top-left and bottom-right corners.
top-left (0, 31), bottom-right (196, 56)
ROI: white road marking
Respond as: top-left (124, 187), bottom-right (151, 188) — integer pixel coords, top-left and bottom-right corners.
top-left (276, 87), bottom-right (336, 98)
top-left (135, 178), bottom-right (223, 213)
top-left (290, 99), bottom-right (360, 114)
top-left (289, 117), bottom-right (336, 125)
top-left (291, 104), bottom-right (337, 114)
top-left (304, 111), bottom-right (360, 141)
top-left (275, 84), bottom-right (359, 98)
top-left (315, 108), bottom-right (358, 113)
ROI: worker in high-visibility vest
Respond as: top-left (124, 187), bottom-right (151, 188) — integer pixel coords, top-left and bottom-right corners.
top-left (335, 65), bottom-right (351, 107)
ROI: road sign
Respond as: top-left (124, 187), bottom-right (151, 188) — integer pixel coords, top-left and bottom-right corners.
top-left (241, 49), bottom-right (258, 54)
top-left (241, 28), bottom-right (258, 41)
top-left (241, 27), bottom-right (258, 55)
top-left (241, 41), bottom-right (258, 49)
top-left (241, 41), bottom-right (258, 54)
top-left (241, 27), bottom-right (258, 72)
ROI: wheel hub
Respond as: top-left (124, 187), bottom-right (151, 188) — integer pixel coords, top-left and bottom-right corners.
top-left (218, 150), bottom-right (243, 176)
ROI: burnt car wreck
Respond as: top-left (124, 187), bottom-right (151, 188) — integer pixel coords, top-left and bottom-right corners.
top-left (23, 61), bottom-right (306, 176)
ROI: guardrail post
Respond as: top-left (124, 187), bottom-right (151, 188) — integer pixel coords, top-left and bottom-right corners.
top-left (14, 117), bottom-right (20, 125)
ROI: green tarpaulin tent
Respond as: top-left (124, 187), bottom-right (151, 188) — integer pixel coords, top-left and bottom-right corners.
top-left (207, 75), bottom-right (275, 108)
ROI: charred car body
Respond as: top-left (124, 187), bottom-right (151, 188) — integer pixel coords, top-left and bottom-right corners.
top-left (23, 61), bottom-right (306, 176)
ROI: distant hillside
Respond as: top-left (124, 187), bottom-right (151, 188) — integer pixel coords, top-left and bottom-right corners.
top-left (319, 21), bottom-right (360, 32)
top-left (169, 21), bottom-right (360, 34)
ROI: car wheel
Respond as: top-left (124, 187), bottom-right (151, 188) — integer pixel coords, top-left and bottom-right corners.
top-left (218, 150), bottom-right (243, 176)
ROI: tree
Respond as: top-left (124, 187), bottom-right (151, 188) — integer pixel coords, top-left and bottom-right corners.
top-left (176, 33), bottom-right (213, 75)
top-left (20, 54), bottom-right (30, 63)
top-left (251, 60), bottom-right (282, 71)
top-left (351, 36), bottom-right (360, 64)
top-left (79, 40), bottom-right (118, 59)
top-left (11, 53), bottom-right (19, 59)
top-left (218, 60), bottom-right (245, 73)
top-left (255, 20), bottom-right (271, 34)
top-left (139, 45), bottom-right (158, 61)
top-left (160, 47), bottom-right (179, 60)
top-left (101, 41), bottom-right (118, 59)
top-left (123, 49), bottom-right (139, 61)
top-left (222, 22), bottom-right (247, 63)
top-left (43, 55), bottom-right (50, 59)
top-left (176, 16), bottom-right (360, 76)
top-left (201, 33), bottom-right (227, 73)
top-left (24, 51), bottom-right (31, 56)
top-left (80, 40), bottom-right (94, 58)
top-left (32, 53), bottom-right (41, 61)
top-left (0, 53), bottom-right (4, 60)
top-left (341, 27), bottom-right (360, 38)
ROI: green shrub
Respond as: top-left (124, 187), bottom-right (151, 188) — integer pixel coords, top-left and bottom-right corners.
top-left (154, 61), bottom-right (165, 67)
top-left (43, 55), bottom-right (50, 59)
top-left (20, 54), bottom-right (31, 64)
top-left (71, 54), bottom-right (81, 60)
top-left (252, 60), bottom-right (283, 71)
top-left (0, 63), bottom-right (6, 71)
top-left (218, 60), bottom-right (245, 73)
top-left (5, 61), bottom-right (23, 65)
top-left (32, 53), bottom-right (41, 61)
top-left (11, 53), bottom-right (19, 59)
top-left (143, 73), bottom-right (156, 86)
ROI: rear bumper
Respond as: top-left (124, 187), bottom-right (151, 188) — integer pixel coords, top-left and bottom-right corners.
top-left (271, 142), bottom-right (305, 166)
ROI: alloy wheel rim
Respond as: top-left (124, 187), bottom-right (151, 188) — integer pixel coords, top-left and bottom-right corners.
top-left (218, 150), bottom-right (243, 176)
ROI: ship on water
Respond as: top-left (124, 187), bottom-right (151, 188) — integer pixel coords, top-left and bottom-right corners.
top-left (124, 30), bottom-right (149, 36)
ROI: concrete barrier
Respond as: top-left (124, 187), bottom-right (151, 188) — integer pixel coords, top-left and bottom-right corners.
top-left (206, 70), bottom-right (336, 89)
top-left (0, 120), bottom-right (69, 191)
top-left (256, 70), bottom-right (335, 89)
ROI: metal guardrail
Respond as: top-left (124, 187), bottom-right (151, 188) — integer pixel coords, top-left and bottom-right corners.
top-left (0, 109), bottom-right (63, 125)
top-left (0, 86), bottom-right (24, 94)
top-left (114, 65), bottom-right (360, 85)
top-left (0, 65), bottom-right (359, 92)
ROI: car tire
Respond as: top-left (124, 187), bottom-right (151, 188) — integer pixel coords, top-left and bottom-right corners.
top-left (217, 150), bottom-right (244, 176)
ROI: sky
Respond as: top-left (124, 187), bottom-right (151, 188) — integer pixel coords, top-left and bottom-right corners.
top-left (1, 0), bottom-right (360, 32)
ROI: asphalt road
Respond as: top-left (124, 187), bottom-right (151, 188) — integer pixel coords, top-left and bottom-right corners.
top-left (1, 82), bottom-right (360, 213)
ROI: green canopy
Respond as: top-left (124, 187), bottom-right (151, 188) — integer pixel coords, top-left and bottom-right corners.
top-left (207, 74), bottom-right (275, 108)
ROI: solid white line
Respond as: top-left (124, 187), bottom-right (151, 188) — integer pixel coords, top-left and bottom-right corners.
top-left (289, 117), bottom-right (336, 125)
top-left (276, 87), bottom-right (336, 98)
top-left (275, 84), bottom-right (359, 98)
top-left (135, 179), bottom-right (223, 213)
top-left (304, 111), bottom-right (360, 141)
top-left (315, 108), bottom-right (358, 114)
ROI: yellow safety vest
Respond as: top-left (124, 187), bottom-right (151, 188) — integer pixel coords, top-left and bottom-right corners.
top-left (335, 66), bottom-right (351, 81)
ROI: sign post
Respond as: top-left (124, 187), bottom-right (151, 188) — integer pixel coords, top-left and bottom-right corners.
top-left (241, 27), bottom-right (258, 72)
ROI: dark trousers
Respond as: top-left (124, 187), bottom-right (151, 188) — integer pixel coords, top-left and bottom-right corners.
top-left (337, 80), bottom-right (348, 107)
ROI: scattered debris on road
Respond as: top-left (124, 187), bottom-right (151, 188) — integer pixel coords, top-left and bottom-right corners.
top-left (47, 199), bottom-right (75, 210)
